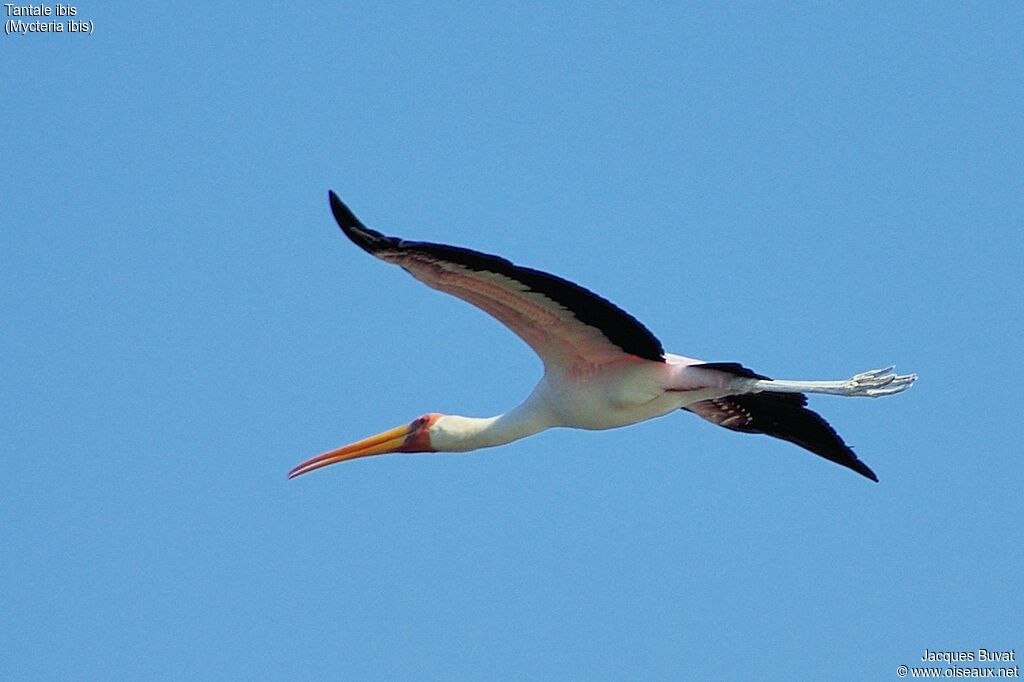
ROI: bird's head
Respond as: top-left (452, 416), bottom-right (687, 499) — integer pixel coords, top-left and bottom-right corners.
top-left (288, 413), bottom-right (442, 479)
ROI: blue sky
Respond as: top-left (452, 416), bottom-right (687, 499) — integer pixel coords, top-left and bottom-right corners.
top-left (3, 3), bottom-right (1021, 680)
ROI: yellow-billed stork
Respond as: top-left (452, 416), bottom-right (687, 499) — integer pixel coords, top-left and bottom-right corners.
top-left (289, 192), bottom-right (916, 482)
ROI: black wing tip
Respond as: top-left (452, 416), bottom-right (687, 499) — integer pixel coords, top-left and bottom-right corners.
top-left (845, 455), bottom-right (879, 482)
top-left (793, 424), bottom-right (880, 483)
top-left (327, 191), bottom-right (393, 253)
top-left (328, 190), bottom-right (364, 229)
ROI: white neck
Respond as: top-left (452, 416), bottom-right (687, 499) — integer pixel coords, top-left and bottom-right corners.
top-left (430, 402), bottom-right (553, 452)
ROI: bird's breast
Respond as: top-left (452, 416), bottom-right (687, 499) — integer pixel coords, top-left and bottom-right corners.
top-left (540, 361), bottom-right (681, 430)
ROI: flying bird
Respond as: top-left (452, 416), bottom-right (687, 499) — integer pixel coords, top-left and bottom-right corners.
top-left (289, 192), bottom-right (916, 482)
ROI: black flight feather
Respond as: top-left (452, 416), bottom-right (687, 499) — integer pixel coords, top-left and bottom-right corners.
top-left (328, 191), bottom-right (666, 362)
top-left (688, 362), bottom-right (879, 482)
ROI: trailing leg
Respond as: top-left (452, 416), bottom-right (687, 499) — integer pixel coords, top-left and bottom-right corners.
top-left (679, 361), bottom-right (917, 481)
top-left (744, 366), bottom-right (917, 398)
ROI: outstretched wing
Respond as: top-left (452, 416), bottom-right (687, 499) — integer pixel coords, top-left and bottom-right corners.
top-left (686, 362), bottom-right (879, 481)
top-left (329, 191), bottom-right (665, 369)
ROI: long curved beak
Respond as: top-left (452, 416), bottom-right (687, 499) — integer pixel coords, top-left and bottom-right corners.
top-left (288, 423), bottom-right (413, 479)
